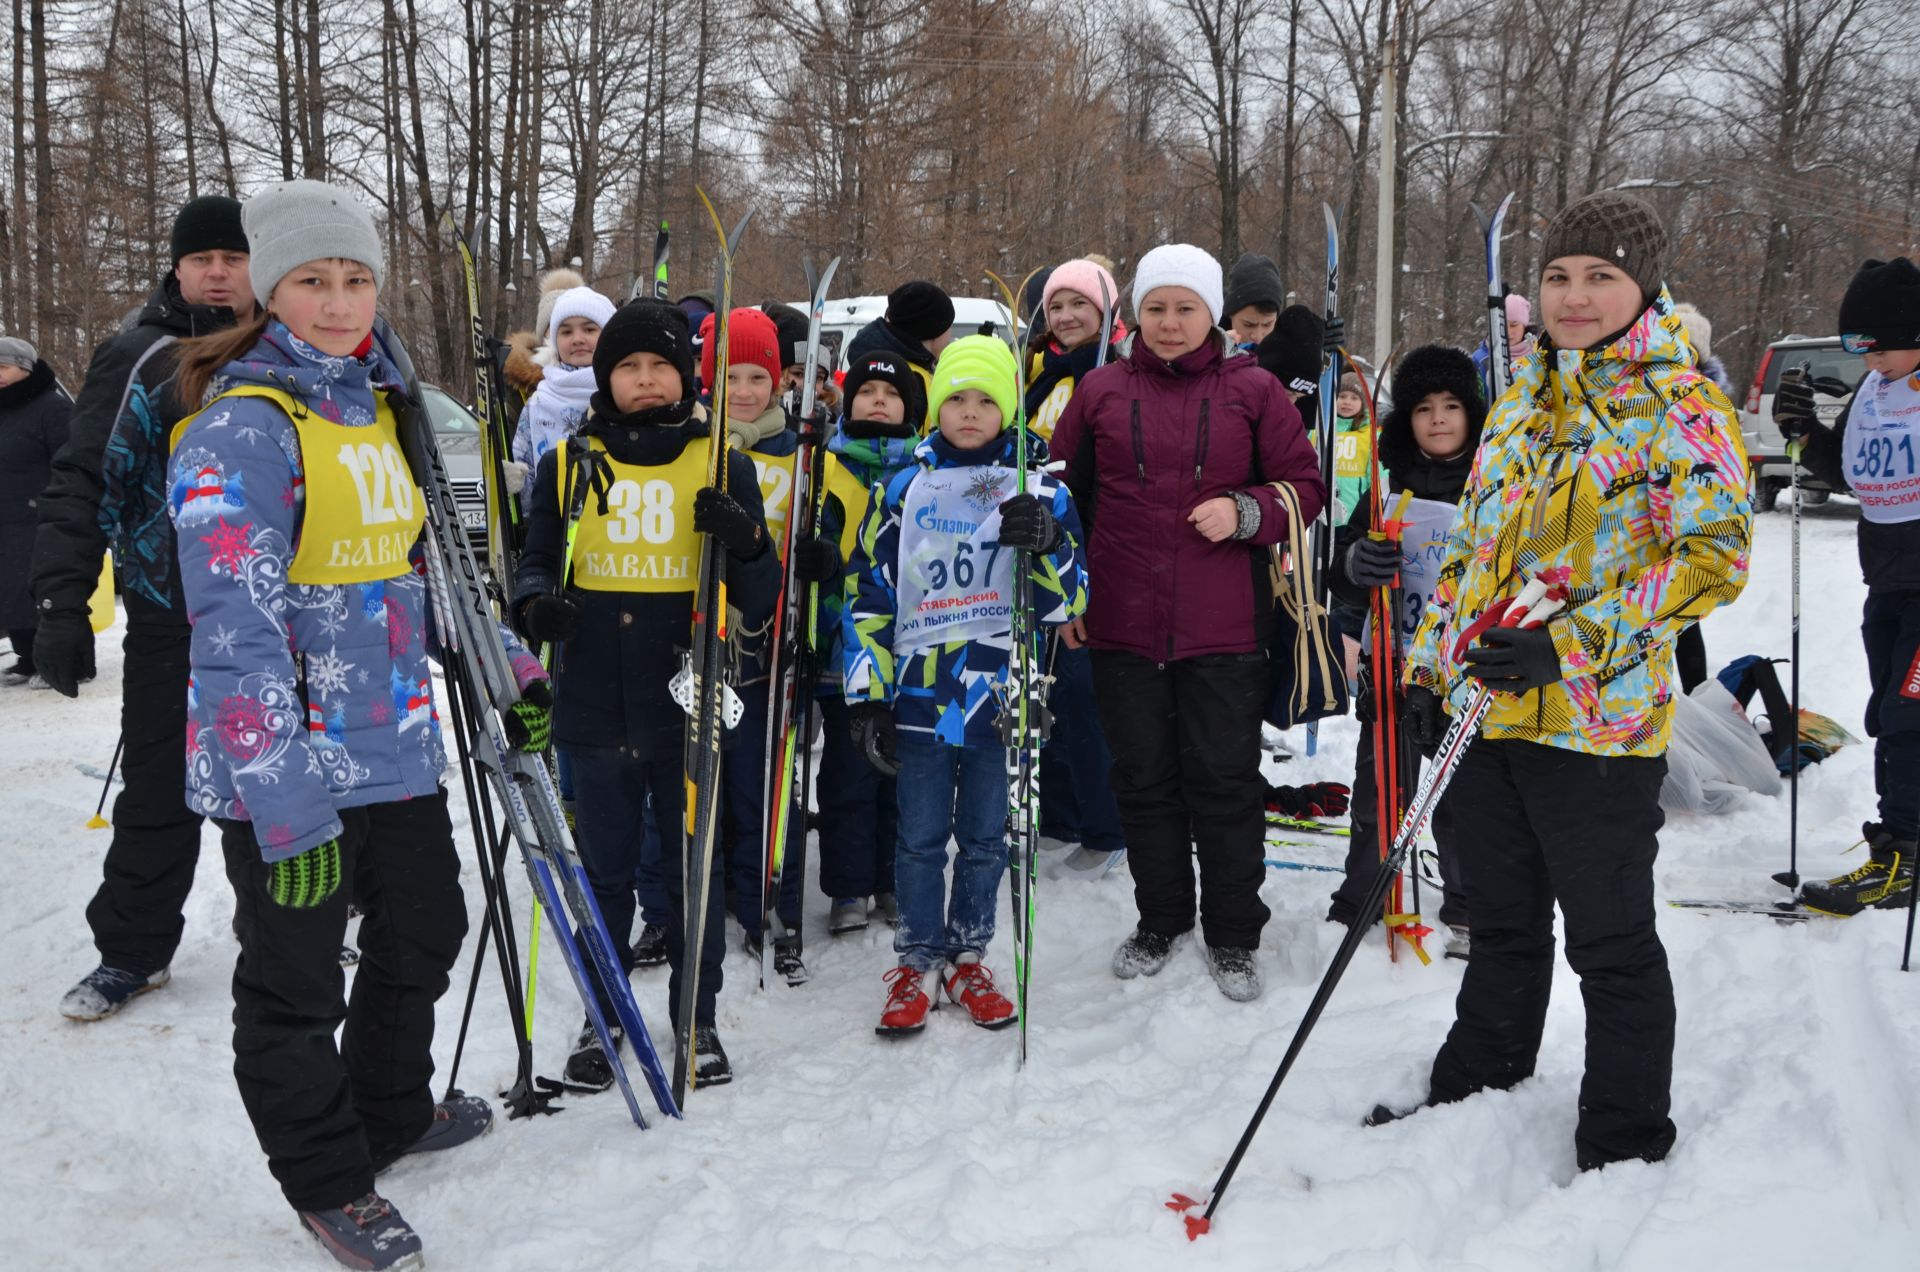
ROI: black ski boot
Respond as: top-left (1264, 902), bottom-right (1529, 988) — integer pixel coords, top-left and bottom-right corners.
top-left (1801, 823), bottom-right (1916, 915)
top-left (694, 1026), bottom-right (733, 1087)
top-left (563, 1019), bottom-right (621, 1091)
top-left (630, 921), bottom-right (668, 968)
top-left (773, 937), bottom-right (810, 986)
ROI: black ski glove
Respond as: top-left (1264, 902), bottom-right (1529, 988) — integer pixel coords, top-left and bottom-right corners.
top-left (791, 534), bottom-right (841, 584)
top-left (1461, 624), bottom-right (1562, 693)
top-left (1344, 536), bottom-right (1401, 589)
top-left (1773, 365), bottom-right (1818, 443)
top-left (1323, 315), bottom-right (1346, 359)
top-left (518, 594), bottom-right (580, 644)
top-left (31, 605), bottom-right (95, 698)
top-left (1265, 781), bottom-right (1350, 819)
top-left (997, 493), bottom-right (1063, 554)
top-left (502, 679), bottom-right (553, 753)
top-left (1401, 685), bottom-right (1446, 757)
top-left (694, 487), bottom-right (767, 559)
top-left (848, 701), bottom-right (901, 778)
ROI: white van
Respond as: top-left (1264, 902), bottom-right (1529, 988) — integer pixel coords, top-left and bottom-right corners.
top-left (784, 295), bottom-right (1023, 372)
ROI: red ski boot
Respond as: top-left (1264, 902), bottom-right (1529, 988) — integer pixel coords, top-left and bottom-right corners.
top-left (943, 958), bottom-right (1017, 1030)
top-left (876, 966), bottom-right (933, 1037)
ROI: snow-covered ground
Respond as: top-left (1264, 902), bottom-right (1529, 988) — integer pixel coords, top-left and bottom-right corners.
top-left (5, 499), bottom-right (1915, 1271)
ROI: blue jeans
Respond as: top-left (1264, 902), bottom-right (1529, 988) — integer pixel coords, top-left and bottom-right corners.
top-left (893, 736), bottom-right (1009, 971)
top-left (1038, 641), bottom-right (1125, 853)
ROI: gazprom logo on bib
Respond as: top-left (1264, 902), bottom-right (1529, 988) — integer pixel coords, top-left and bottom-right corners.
top-left (914, 500), bottom-right (977, 535)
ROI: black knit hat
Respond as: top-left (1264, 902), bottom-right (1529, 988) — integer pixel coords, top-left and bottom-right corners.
top-left (1224, 252), bottom-right (1284, 318)
top-left (592, 299), bottom-right (694, 399)
top-left (1022, 267), bottom-right (1054, 333)
top-left (170, 194), bottom-right (248, 265)
top-left (1837, 257), bottom-right (1920, 352)
top-left (1380, 345), bottom-right (1487, 472)
top-left (885, 280), bottom-right (956, 344)
top-left (1541, 190), bottom-right (1668, 300)
top-left (1257, 304), bottom-right (1325, 394)
top-left (762, 302), bottom-right (811, 369)
top-left (841, 349), bottom-right (926, 434)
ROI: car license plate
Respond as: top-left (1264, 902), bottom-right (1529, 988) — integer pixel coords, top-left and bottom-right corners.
top-left (460, 510), bottom-right (486, 529)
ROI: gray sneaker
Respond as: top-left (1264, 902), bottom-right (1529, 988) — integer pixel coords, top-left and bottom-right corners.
top-left (60, 965), bottom-right (171, 1021)
top-left (828, 897), bottom-right (869, 935)
top-left (1112, 928), bottom-right (1183, 979)
top-left (1204, 945), bottom-right (1262, 1002)
top-left (298, 1192), bottom-right (424, 1270)
top-left (871, 892), bottom-right (901, 927)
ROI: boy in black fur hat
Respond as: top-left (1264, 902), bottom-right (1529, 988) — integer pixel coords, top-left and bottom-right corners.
top-left (1324, 345), bottom-right (1488, 957)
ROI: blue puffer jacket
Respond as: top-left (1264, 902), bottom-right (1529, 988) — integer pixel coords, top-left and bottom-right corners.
top-left (844, 429), bottom-right (1088, 747)
top-left (169, 323), bottom-right (544, 861)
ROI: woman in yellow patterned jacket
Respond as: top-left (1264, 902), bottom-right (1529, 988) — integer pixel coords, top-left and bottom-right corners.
top-left (1379, 190), bottom-right (1752, 1173)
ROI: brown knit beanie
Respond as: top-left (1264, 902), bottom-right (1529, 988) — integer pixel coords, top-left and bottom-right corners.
top-left (1541, 190), bottom-right (1668, 302)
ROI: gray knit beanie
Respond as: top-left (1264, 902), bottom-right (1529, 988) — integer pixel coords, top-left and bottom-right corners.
top-left (0, 336), bottom-right (36, 372)
top-left (243, 179), bottom-right (385, 309)
top-left (1541, 190), bottom-right (1667, 300)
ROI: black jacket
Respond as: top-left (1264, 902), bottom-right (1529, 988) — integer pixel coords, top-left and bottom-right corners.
top-left (511, 398), bottom-right (780, 757)
top-left (845, 317), bottom-right (935, 384)
top-left (0, 362), bottom-right (74, 627)
top-left (30, 276), bottom-right (242, 622)
top-left (1793, 382), bottom-right (1920, 594)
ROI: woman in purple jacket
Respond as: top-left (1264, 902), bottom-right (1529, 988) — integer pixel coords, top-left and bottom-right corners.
top-left (1051, 244), bottom-right (1325, 1002)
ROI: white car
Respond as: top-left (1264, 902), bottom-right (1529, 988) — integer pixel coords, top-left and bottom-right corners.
top-left (1738, 336), bottom-right (1862, 512)
top-left (786, 295), bottom-right (1024, 370)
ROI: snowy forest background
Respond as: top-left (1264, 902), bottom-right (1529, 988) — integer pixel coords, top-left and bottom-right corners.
top-left (3, 0), bottom-right (1914, 393)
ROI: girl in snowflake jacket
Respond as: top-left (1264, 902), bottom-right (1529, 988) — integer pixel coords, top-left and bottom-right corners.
top-left (165, 181), bottom-right (535, 1259)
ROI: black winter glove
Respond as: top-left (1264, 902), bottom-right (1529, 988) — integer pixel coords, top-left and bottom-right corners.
top-left (848, 701), bottom-right (901, 778)
top-left (503, 679), bottom-right (553, 753)
top-left (518, 594), bottom-right (580, 644)
top-left (997, 493), bottom-right (1063, 554)
top-left (1461, 624), bottom-right (1563, 693)
top-left (31, 606), bottom-right (95, 698)
top-left (1772, 365), bottom-right (1817, 444)
top-left (1401, 685), bottom-right (1446, 757)
top-left (1322, 315), bottom-right (1346, 360)
top-left (791, 534), bottom-right (842, 584)
top-left (694, 486), bottom-right (766, 559)
top-left (1344, 536), bottom-right (1401, 589)
top-left (1265, 781), bottom-right (1350, 819)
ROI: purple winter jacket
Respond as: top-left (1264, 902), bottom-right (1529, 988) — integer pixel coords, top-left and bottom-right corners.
top-left (1050, 331), bottom-right (1325, 661)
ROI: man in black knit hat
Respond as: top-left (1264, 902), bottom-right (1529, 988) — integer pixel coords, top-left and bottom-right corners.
top-left (34, 194), bottom-right (256, 1022)
top-left (1775, 256), bottom-right (1920, 914)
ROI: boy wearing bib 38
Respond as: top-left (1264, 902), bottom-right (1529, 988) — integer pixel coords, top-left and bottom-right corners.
top-left (512, 298), bottom-right (779, 1092)
top-left (1774, 256), bottom-right (1920, 914)
top-left (844, 335), bottom-right (1088, 1036)
top-left (168, 180), bottom-right (541, 1271)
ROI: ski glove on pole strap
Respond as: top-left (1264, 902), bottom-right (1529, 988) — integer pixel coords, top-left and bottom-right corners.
top-left (997, 493), bottom-right (1063, 554)
top-left (1772, 366), bottom-right (1818, 443)
top-left (1322, 315), bottom-right (1347, 359)
top-left (694, 487), bottom-right (766, 559)
top-left (1345, 537), bottom-right (1401, 588)
top-left (503, 679), bottom-right (554, 753)
top-left (1461, 624), bottom-right (1562, 693)
top-left (849, 701), bottom-right (902, 778)
top-left (269, 839), bottom-right (343, 909)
